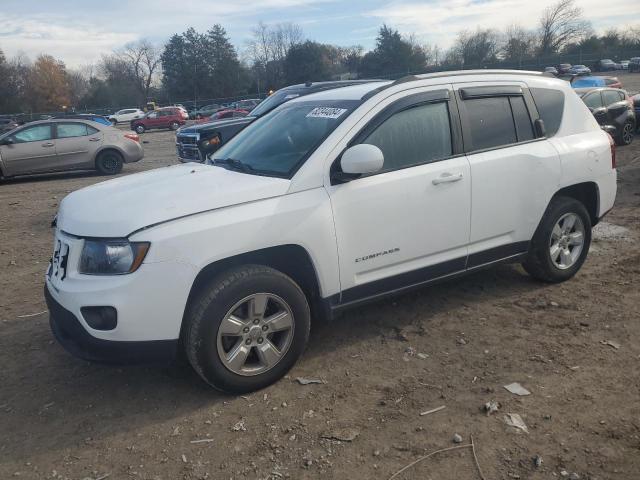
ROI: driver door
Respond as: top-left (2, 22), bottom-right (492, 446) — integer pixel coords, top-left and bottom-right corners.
top-left (0, 123), bottom-right (56, 176)
top-left (326, 88), bottom-right (471, 305)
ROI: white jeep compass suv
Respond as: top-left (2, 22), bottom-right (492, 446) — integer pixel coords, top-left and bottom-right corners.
top-left (45, 70), bottom-right (617, 393)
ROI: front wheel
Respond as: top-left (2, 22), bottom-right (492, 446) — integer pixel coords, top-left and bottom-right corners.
top-left (184, 265), bottom-right (311, 393)
top-left (170, 121), bottom-right (180, 131)
top-left (523, 196), bottom-right (592, 283)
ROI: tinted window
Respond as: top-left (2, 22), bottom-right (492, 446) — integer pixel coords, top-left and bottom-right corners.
top-left (582, 92), bottom-right (603, 109)
top-left (602, 90), bottom-right (623, 106)
top-left (87, 125), bottom-right (99, 135)
top-left (12, 125), bottom-right (53, 143)
top-left (510, 96), bottom-right (534, 142)
top-left (57, 123), bottom-right (89, 138)
top-left (363, 102), bottom-right (452, 172)
top-left (465, 97), bottom-right (516, 151)
top-left (530, 88), bottom-right (564, 137)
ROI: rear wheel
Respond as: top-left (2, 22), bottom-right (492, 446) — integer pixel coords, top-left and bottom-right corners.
top-left (616, 120), bottom-right (634, 146)
top-left (170, 121), bottom-right (180, 131)
top-left (184, 265), bottom-right (311, 393)
top-left (95, 150), bottom-right (124, 175)
top-left (523, 196), bottom-right (591, 283)
top-left (134, 124), bottom-right (145, 134)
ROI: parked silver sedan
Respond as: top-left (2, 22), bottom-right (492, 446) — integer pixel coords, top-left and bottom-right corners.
top-left (0, 119), bottom-right (144, 179)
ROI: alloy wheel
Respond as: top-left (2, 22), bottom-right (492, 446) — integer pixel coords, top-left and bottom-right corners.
top-left (549, 213), bottom-right (585, 270)
top-left (622, 122), bottom-right (634, 145)
top-left (216, 293), bottom-right (295, 376)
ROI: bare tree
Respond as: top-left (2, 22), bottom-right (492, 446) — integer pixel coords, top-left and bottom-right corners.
top-left (452, 28), bottom-right (500, 66)
top-left (538, 0), bottom-right (591, 54)
top-left (502, 24), bottom-right (535, 62)
top-left (120, 39), bottom-right (162, 102)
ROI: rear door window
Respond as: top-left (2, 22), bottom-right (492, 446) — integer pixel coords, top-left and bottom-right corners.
top-left (510, 96), bottom-right (535, 142)
top-left (57, 123), bottom-right (89, 138)
top-left (464, 97), bottom-right (517, 151)
top-left (602, 90), bottom-right (623, 106)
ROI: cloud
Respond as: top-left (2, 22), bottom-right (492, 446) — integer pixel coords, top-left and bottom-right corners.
top-left (366, 0), bottom-right (639, 48)
top-left (0, 15), bottom-right (138, 67)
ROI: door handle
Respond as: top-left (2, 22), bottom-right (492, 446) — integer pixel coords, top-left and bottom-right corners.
top-left (42, 142), bottom-right (55, 148)
top-left (89, 138), bottom-right (101, 142)
top-left (432, 172), bottom-right (463, 185)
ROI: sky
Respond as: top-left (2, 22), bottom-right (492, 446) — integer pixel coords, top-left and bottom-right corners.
top-left (1, 0), bottom-right (638, 68)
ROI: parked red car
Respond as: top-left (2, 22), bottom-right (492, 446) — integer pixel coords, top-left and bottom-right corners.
top-left (213, 109), bottom-right (249, 120)
top-left (131, 107), bottom-right (187, 134)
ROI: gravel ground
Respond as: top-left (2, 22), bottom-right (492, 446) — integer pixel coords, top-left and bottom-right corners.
top-left (1, 73), bottom-right (639, 480)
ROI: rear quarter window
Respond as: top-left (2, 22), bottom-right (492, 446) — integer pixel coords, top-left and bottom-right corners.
top-left (529, 88), bottom-right (565, 137)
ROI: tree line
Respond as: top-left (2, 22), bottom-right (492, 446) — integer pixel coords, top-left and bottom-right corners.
top-left (1, 0), bottom-right (639, 115)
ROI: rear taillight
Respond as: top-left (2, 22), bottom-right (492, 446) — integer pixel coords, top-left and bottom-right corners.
top-left (608, 133), bottom-right (616, 169)
top-left (124, 133), bottom-right (140, 143)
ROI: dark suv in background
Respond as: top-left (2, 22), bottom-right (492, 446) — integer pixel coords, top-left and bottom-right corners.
top-left (577, 87), bottom-right (636, 145)
top-left (175, 80), bottom-right (378, 163)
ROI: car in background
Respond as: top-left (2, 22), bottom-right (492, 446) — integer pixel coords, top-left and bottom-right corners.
top-left (620, 60), bottom-right (630, 70)
top-left (571, 77), bottom-right (606, 88)
top-left (175, 80), bottom-right (380, 163)
top-left (602, 77), bottom-right (623, 89)
top-left (231, 99), bottom-right (262, 111)
top-left (52, 114), bottom-right (112, 126)
top-left (629, 58), bottom-right (640, 73)
top-left (557, 63), bottom-right (572, 74)
top-left (0, 119), bottom-right (143, 178)
top-left (544, 66), bottom-right (558, 76)
top-left (576, 87), bottom-right (635, 145)
top-left (131, 107), bottom-right (186, 134)
top-left (568, 65), bottom-right (591, 75)
top-left (632, 94), bottom-right (640, 131)
top-left (0, 118), bottom-right (19, 134)
top-left (594, 59), bottom-right (619, 72)
top-left (108, 109), bottom-right (145, 124)
top-left (190, 104), bottom-right (224, 119)
top-left (212, 108), bottom-right (249, 120)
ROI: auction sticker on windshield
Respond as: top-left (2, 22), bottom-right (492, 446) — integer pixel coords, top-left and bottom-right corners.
top-left (306, 107), bottom-right (347, 119)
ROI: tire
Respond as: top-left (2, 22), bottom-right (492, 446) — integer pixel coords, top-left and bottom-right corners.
top-left (615, 120), bottom-right (634, 146)
top-left (184, 265), bottom-right (311, 393)
top-left (170, 121), bottom-right (180, 131)
top-left (95, 150), bottom-right (124, 175)
top-left (523, 196), bottom-right (592, 283)
top-left (134, 124), bottom-right (145, 134)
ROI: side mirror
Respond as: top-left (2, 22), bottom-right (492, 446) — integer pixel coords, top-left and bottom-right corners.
top-left (534, 118), bottom-right (546, 138)
top-left (1, 137), bottom-right (14, 146)
top-left (592, 107), bottom-right (607, 116)
top-left (341, 144), bottom-right (384, 175)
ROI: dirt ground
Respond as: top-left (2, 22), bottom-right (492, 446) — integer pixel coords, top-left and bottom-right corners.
top-left (1, 73), bottom-right (639, 480)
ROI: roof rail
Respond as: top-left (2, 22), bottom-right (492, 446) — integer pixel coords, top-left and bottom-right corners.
top-left (361, 69), bottom-right (552, 101)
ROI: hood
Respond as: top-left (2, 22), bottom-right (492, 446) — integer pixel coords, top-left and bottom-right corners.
top-left (58, 163), bottom-right (290, 237)
top-left (178, 117), bottom-right (255, 134)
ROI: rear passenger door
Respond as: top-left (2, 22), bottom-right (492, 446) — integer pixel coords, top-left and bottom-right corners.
top-left (54, 122), bottom-right (103, 169)
top-left (455, 83), bottom-right (561, 266)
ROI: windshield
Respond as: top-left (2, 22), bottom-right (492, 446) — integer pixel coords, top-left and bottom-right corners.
top-left (213, 100), bottom-right (359, 178)
top-left (249, 90), bottom-right (302, 117)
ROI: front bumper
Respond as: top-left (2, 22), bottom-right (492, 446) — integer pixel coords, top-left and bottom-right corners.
top-left (45, 284), bottom-right (178, 364)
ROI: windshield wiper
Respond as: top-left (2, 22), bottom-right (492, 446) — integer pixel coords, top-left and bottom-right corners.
top-left (213, 158), bottom-right (255, 174)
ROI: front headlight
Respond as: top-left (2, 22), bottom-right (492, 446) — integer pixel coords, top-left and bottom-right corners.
top-left (79, 240), bottom-right (150, 275)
